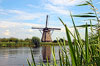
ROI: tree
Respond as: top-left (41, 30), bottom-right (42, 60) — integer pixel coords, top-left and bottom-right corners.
top-left (25, 38), bottom-right (31, 42)
top-left (0, 38), bottom-right (9, 42)
top-left (53, 40), bottom-right (57, 43)
top-left (9, 37), bottom-right (18, 42)
top-left (31, 37), bottom-right (40, 47)
top-left (19, 39), bottom-right (24, 42)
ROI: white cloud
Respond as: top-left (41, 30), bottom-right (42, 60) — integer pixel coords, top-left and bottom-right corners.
top-left (0, 20), bottom-right (63, 39)
top-left (8, 10), bottom-right (45, 20)
top-left (96, 2), bottom-right (100, 4)
top-left (9, 10), bottom-right (25, 14)
top-left (0, 21), bottom-right (44, 39)
top-left (0, 21), bottom-right (43, 28)
top-left (0, 9), bottom-right (45, 20)
top-left (45, 4), bottom-right (70, 15)
top-left (48, 0), bottom-right (86, 6)
top-left (3, 30), bottom-right (10, 36)
top-left (28, 29), bottom-right (34, 32)
top-left (27, 4), bottom-right (41, 8)
top-left (0, 9), bottom-right (8, 15)
top-left (44, 0), bottom-right (89, 15)
top-left (0, 20), bottom-right (85, 40)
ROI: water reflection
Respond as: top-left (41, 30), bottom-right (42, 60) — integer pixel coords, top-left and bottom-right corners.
top-left (0, 46), bottom-right (62, 66)
top-left (32, 47), bottom-right (40, 55)
top-left (42, 46), bottom-right (51, 62)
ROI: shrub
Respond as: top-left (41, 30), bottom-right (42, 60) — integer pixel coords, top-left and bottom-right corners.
top-left (53, 40), bottom-right (57, 43)
top-left (31, 37), bottom-right (40, 47)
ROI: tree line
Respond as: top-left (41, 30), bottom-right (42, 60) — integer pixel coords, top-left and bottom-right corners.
top-left (0, 37), bottom-right (31, 42)
top-left (0, 37), bottom-right (41, 47)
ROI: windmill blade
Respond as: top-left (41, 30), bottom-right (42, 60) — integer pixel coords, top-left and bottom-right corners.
top-left (46, 15), bottom-right (48, 28)
top-left (32, 27), bottom-right (44, 29)
top-left (48, 28), bottom-right (61, 30)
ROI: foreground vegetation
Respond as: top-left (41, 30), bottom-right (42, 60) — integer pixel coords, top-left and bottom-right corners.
top-left (27, 0), bottom-right (100, 66)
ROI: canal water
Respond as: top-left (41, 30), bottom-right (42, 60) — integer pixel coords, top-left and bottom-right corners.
top-left (0, 46), bottom-right (69, 66)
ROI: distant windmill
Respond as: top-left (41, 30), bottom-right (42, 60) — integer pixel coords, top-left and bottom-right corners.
top-left (32, 15), bottom-right (61, 42)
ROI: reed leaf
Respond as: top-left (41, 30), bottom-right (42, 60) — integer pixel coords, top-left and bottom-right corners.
top-left (76, 24), bottom-right (95, 27)
top-left (72, 15), bottom-right (96, 17)
top-left (30, 48), bottom-right (36, 66)
top-left (77, 3), bottom-right (88, 6)
top-left (82, 12), bottom-right (94, 14)
top-left (59, 50), bottom-right (63, 66)
top-left (27, 59), bottom-right (31, 66)
top-left (70, 12), bottom-right (84, 47)
top-left (59, 18), bottom-right (77, 66)
top-left (46, 56), bottom-right (50, 66)
top-left (51, 46), bottom-right (57, 66)
top-left (85, 23), bottom-right (89, 63)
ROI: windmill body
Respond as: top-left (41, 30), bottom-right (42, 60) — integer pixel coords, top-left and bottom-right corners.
top-left (41, 28), bottom-right (52, 42)
top-left (32, 15), bottom-right (61, 42)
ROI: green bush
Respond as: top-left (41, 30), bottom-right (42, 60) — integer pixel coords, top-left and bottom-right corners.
top-left (53, 40), bottom-right (57, 43)
top-left (31, 37), bottom-right (40, 47)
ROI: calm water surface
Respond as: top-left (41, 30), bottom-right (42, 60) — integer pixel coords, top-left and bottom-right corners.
top-left (0, 46), bottom-right (69, 66)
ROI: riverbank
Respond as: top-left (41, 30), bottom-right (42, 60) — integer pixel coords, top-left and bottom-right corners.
top-left (0, 42), bottom-right (34, 47)
top-left (0, 42), bottom-right (61, 47)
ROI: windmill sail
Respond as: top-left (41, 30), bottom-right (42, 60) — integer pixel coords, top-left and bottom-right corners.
top-left (46, 15), bottom-right (48, 28)
top-left (32, 27), bottom-right (44, 29)
top-left (32, 15), bottom-right (61, 42)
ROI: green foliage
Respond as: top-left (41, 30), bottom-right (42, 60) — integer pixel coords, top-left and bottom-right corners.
top-left (89, 33), bottom-right (98, 44)
top-left (32, 37), bottom-right (40, 47)
top-left (9, 37), bottom-right (18, 42)
top-left (28, 15), bottom-right (100, 65)
top-left (75, 0), bottom-right (100, 44)
top-left (0, 37), bottom-right (40, 47)
top-left (25, 38), bottom-right (31, 42)
top-left (0, 38), bottom-right (9, 42)
top-left (0, 42), bottom-right (34, 47)
top-left (53, 40), bottom-right (57, 43)
top-left (72, 14), bottom-right (96, 17)
top-left (77, 3), bottom-right (88, 6)
top-left (76, 24), bottom-right (95, 27)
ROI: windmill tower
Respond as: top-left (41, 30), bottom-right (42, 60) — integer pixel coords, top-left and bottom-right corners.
top-left (32, 15), bottom-right (61, 42)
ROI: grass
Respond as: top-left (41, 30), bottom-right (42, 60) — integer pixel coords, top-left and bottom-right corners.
top-left (0, 42), bottom-right (61, 47)
top-left (40, 42), bottom-right (60, 46)
top-left (0, 42), bottom-right (34, 47)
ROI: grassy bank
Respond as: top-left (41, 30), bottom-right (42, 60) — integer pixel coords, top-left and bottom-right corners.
top-left (0, 42), bottom-right (61, 47)
top-left (0, 42), bottom-right (34, 47)
top-left (40, 42), bottom-right (59, 46)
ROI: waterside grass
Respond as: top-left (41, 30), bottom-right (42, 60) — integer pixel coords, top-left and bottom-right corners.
top-left (0, 42), bottom-right (60, 47)
top-left (0, 42), bottom-right (68, 47)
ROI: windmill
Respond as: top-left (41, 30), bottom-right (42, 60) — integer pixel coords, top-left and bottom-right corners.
top-left (32, 15), bottom-right (61, 42)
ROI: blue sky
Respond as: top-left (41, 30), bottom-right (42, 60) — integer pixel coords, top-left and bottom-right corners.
top-left (0, 0), bottom-right (100, 40)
